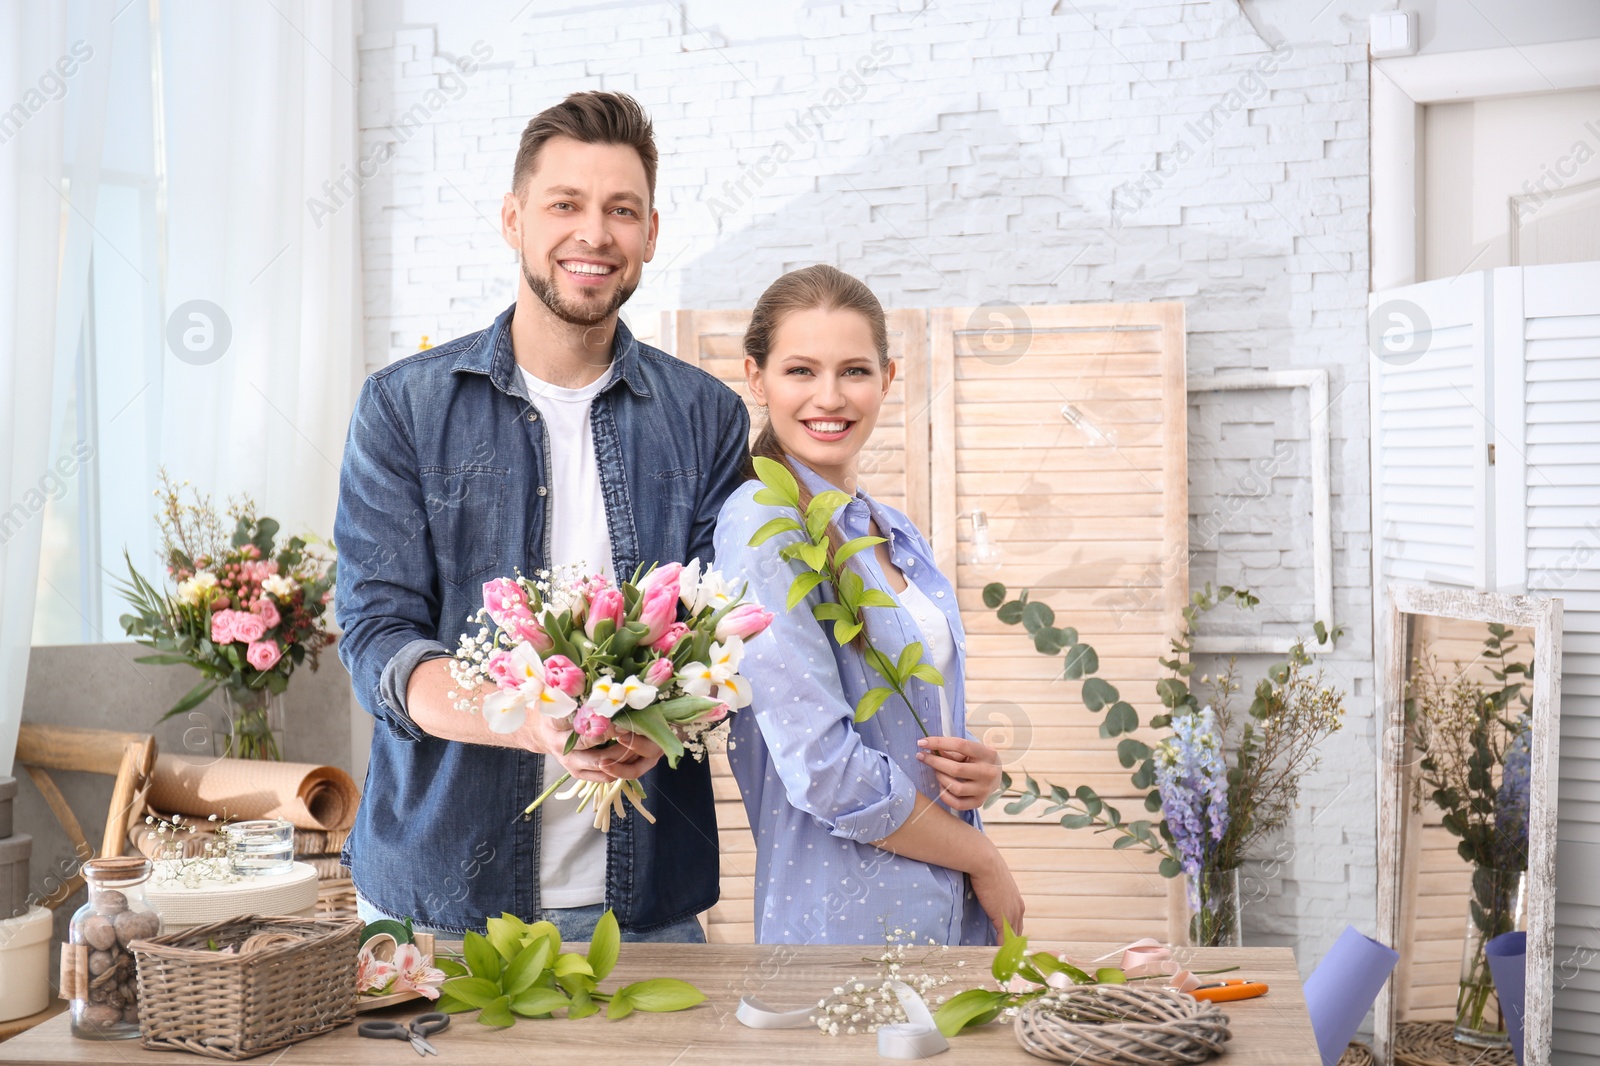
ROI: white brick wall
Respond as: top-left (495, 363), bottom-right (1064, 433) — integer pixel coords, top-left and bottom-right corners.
top-left (358, 0), bottom-right (1375, 978)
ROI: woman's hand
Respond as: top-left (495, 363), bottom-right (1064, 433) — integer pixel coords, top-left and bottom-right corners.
top-left (969, 842), bottom-right (1025, 936)
top-left (916, 736), bottom-right (1003, 811)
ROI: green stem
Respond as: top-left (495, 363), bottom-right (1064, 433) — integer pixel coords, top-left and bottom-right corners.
top-left (524, 772), bottom-right (573, 816)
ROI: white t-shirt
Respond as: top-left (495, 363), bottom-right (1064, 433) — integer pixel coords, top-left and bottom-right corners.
top-left (896, 573), bottom-right (957, 737)
top-left (518, 363), bottom-right (612, 909)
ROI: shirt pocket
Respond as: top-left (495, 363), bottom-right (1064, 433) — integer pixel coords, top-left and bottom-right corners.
top-left (419, 462), bottom-right (508, 585)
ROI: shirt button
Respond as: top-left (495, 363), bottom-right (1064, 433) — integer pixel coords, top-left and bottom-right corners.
top-left (906, 559), bottom-right (915, 566)
top-left (537, 486), bottom-right (548, 496)
top-left (936, 590), bottom-right (946, 599)
top-left (528, 411), bottom-right (538, 422)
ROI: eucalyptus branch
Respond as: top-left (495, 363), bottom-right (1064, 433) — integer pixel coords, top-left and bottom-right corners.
top-left (748, 458), bottom-right (942, 735)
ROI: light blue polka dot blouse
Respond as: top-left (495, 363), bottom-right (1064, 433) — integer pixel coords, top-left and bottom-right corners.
top-left (713, 460), bottom-right (995, 947)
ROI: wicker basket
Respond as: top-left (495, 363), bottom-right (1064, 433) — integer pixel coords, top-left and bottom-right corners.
top-left (315, 878), bottom-right (358, 923)
top-left (1015, 985), bottom-right (1231, 1065)
top-left (129, 914), bottom-right (363, 1060)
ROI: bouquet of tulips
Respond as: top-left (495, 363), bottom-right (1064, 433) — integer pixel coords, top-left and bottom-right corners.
top-left (450, 559), bottom-right (773, 830)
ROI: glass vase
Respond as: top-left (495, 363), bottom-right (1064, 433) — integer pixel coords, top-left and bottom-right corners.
top-left (1454, 866), bottom-right (1526, 1047)
top-left (1188, 866), bottom-right (1243, 947)
top-left (215, 687), bottom-right (285, 761)
top-left (68, 857), bottom-right (162, 1038)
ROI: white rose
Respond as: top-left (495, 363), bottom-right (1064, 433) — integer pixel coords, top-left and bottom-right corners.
top-left (177, 571), bottom-right (219, 606)
top-left (261, 574), bottom-right (296, 599)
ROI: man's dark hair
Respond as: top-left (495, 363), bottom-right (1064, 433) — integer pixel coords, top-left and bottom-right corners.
top-left (512, 91), bottom-right (658, 204)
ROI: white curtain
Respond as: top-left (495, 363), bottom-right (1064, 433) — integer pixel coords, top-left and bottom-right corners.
top-left (154, 0), bottom-right (362, 549)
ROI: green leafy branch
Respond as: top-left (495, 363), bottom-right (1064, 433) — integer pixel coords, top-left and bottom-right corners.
top-left (748, 457), bottom-right (942, 735)
top-left (984, 581), bottom-right (1341, 878)
top-left (932, 920), bottom-right (1236, 1036)
top-left (435, 909), bottom-right (705, 1026)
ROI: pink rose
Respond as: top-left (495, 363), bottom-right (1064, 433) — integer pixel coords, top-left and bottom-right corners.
top-left (636, 582), bottom-right (678, 644)
top-left (210, 609), bottom-right (237, 644)
top-left (650, 622), bottom-right (689, 653)
top-left (585, 588), bottom-right (626, 640)
top-left (485, 650), bottom-right (519, 691)
top-left (231, 612), bottom-right (268, 643)
top-left (254, 598), bottom-right (280, 629)
top-left (482, 578), bottom-right (529, 627)
top-left (506, 611), bottom-right (554, 654)
top-left (542, 654), bottom-right (585, 698)
top-left (715, 604), bottom-right (775, 642)
top-left (638, 562), bottom-right (682, 601)
top-left (246, 641), bottom-right (282, 671)
top-left (644, 656), bottom-right (675, 688)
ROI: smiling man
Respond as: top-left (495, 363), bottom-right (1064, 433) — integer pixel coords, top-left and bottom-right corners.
top-left (334, 92), bottom-right (749, 940)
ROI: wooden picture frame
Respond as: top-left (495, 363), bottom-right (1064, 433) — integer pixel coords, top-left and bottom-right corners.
top-left (1375, 583), bottom-right (1562, 1065)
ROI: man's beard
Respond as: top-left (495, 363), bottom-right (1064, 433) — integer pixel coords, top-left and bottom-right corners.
top-left (521, 251), bottom-right (637, 327)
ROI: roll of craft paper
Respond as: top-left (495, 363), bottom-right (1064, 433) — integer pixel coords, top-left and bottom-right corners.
top-left (1302, 925), bottom-right (1400, 1066)
top-left (147, 755), bottom-right (361, 831)
top-left (1487, 931), bottom-right (1527, 1066)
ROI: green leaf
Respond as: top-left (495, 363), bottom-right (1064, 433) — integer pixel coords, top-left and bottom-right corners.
top-left (567, 988), bottom-right (600, 1020)
top-left (1100, 702), bottom-right (1138, 737)
top-left (749, 516), bottom-right (804, 547)
top-left (1059, 813), bottom-right (1093, 829)
top-left (753, 456), bottom-right (800, 506)
top-left (607, 990), bottom-right (635, 1019)
top-left (795, 541), bottom-right (829, 572)
top-left (982, 583), bottom-right (1008, 609)
top-left (897, 641), bottom-right (924, 679)
top-left (908, 664), bottom-right (945, 686)
top-left (991, 919), bottom-right (1028, 982)
top-left (857, 589), bottom-right (897, 609)
top-left (509, 986), bottom-right (570, 1018)
top-left (1056, 962), bottom-right (1094, 985)
top-left (1112, 835), bottom-right (1139, 850)
top-left (435, 992), bottom-right (476, 1014)
top-left (1159, 857), bottom-right (1183, 878)
top-left (485, 916), bottom-right (525, 961)
top-left (1062, 643), bottom-right (1098, 679)
top-left (1081, 677), bottom-right (1119, 712)
top-left (806, 491), bottom-right (853, 539)
top-left (1116, 738), bottom-right (1151, 768)
top-left (854, 687), bottom-right (895, 723)
top-left (1022, 601), bottom-right (1055, 633)
top-left (1156, 677), bottom-right (1189, 708)
top-left (503, 937), bottom-right (555, 996)
top-left (552, 953), bottom-right (595, 979)
top-left (436, 957), bottom-right (469, 978)
top-left (833, 619), bottom-right (862, 644)
top-left (996, 601), bottom-right (1025, 626)
top-left (588, 909), bottom-right (620, 980)
top-left (1095, 968), bottom-right (1128, 984)
top-left (1033, 628), bottom-right (1064, 656)
top-left (654, 694), bottom-right (723, 723)
top-left (479, 994), bottom-right (515, 1028)
top-left (611, 706), bottom-right (685, 766)
top-left (135, 653), bottom-right (193, 666)
top-left (615, 978), bottom-right (707, 1012)
top-left (784, 573), bottom-right (825, 611)
top-left (462, 931), bottom-right (501, 981)
top-left (934, 988), bottom-right (1010, 1036)
top-left (834, 535), bottom-right (886, 568)
top-left (442, 976), bottom-right (503, 1009)
top-left (160, 679), bottom-right (218, 721)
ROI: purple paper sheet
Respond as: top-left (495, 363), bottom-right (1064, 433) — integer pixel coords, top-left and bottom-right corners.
top-left (1302, 924), bottom-right (1400, 1066)
top-left (1486, 930), bottom-right (1527, 1066)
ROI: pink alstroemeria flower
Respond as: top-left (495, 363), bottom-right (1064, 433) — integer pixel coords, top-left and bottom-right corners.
top-left (356, 944), bottom-right (397, 994)
top-left (391, 943), bottom-right (447, 1001)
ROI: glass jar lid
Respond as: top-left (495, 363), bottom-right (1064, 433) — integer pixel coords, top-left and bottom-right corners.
top-left (83, 856), bottom-right (153, 888)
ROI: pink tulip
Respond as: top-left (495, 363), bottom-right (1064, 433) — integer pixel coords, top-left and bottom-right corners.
top-left (506, 611), bottom-right (555, 654)
top-left (644, 656), bottom-right (675, 688)
top-left (254, 597), bottom-right (281, 629)
top-left (542, 655), bottom-right (585, 698)
top-left (650, 622), bottom-right (689, 653)
top-left (210, 609), bottom-right (236, 644)
top-left (482, 578), bottom-right (529, 626)
top-left (246, 641), bottom-right (282, 671)
top-left (585, 588), bottom-right (626, 640)
top-left (636, 582), bottom-right (679, 644)
top-left (715, 604), bottom-right (774, 643)
top-left (232, 612), bottom-right (268, 643)
top-left (638, 562), bottom-right (682, 601)
top-left (703, 701), bottom-right (730, 723)
top-left (573, 705), bottom-right (611, 741)
top-left (485, 650), bottom-right (519, 691)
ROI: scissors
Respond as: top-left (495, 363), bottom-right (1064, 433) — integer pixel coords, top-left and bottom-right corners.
top-left (357, 1012), bottom-right (450, 1056)
top-left (1190, 979), bottom-right (1269, 1003)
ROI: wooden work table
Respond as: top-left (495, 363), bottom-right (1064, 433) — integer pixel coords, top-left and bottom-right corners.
top-left (0, 944), bottom-right (1322, 1064)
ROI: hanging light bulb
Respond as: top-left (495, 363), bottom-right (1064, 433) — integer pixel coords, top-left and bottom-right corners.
top-left (968, 510), bottom-right (1002, 573)
top-left (1061, 402), bottom-right (1116, 448)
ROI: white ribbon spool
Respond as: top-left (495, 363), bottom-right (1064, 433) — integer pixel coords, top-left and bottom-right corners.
top-left (736, 980), bottom-right (949, 1059)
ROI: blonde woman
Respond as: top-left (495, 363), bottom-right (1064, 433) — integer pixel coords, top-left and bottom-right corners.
top-left (713, 265), bottom-right (1022, 945)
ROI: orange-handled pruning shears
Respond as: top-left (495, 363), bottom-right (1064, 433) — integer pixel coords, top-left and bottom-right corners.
top-left (1190, 979), bottom-right (1269, 1003)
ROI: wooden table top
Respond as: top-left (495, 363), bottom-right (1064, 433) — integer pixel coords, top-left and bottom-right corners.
top-left (0, 943), bottom-right (1321, 1064)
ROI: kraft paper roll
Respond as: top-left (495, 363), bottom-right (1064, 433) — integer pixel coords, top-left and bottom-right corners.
top-left (147, 755), bottom-right (361, 831)
top-left (1486, 931), bottom-right (1527, 1066)
top-left (1302, 925), bottom-right (1400, 1066)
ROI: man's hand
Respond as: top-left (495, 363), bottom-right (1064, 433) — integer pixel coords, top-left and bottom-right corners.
top-left (528, 712), bottom-right (666, 782)
top-left (916, 736), bottom-right (1003, 811)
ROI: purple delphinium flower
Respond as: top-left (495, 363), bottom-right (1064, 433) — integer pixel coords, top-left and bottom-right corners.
top-left (1154, 705), bottom-right (1230, 912)
top-left (1493, 720), bottom-right (1531, 870)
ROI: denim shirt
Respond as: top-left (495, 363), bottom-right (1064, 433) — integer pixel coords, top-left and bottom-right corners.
top-left (713, 462), bottom-right (994, 946)
top-left (334, 304), bottom-right (750, 934)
